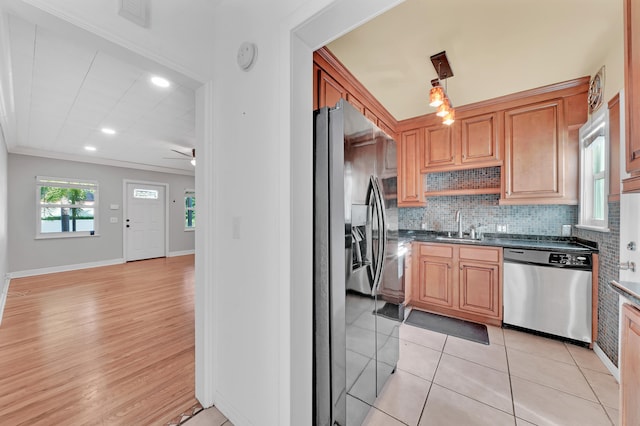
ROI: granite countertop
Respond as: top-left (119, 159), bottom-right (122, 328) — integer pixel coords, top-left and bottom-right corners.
top-left (610, 280), bottom-right (640, 306)
top-left (398, 229), bottom-right (598, 253)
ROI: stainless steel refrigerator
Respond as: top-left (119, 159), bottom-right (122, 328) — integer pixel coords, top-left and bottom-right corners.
top-left (313, 100), bottom-right (403, 426)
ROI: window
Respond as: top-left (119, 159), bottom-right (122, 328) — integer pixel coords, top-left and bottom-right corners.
top-left (185, 189), bottom-right (195, 230)
top-left (578, 108), bottom-right (609, 231)
top-left (37, 176), bottom-right (98, 238)
top-left (133, 188), bottom-right (158, 199)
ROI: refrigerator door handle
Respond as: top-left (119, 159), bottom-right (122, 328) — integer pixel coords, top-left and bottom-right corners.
top-left (372, 177), bottom-right (388, 295)
top-left (366, 176), bottom-right (383, 295)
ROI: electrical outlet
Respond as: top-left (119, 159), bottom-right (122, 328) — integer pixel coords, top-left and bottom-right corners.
top-left (497, 224), bottom-right (507, 232)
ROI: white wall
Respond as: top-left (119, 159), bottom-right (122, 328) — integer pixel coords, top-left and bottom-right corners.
top-left (7, 154), bottom-right (194, 274)
top-left (2, 1), bottom-right (403, 424)
top-left (207, 2), bottom-right (402, 425)
top-left (0, 129), bottom-right (8, 323)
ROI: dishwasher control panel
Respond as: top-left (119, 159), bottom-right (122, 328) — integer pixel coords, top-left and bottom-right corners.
top-left (549, 253), bottom-right (591, 267)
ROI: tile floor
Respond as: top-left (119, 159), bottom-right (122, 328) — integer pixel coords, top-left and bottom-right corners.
top-left (361, 321), bottom-right (620, 426)
top-left (187, 321), bottom-right (619, 426)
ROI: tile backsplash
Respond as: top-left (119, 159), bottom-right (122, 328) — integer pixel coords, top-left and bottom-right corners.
top-left (400, 195), bottom-right (578, 236)
top-left (399, 167), bottom-right (578, 236)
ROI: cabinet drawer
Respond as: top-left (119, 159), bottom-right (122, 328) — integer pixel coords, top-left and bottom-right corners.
top-left (459, 246), bottom-right (501, 263)
top-left (419, 244), bottom-right (454, 258)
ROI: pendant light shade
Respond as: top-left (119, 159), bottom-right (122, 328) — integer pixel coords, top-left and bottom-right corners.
top-left (429, 85), bottom-right (445, 107)
top-left (436, 98), bottom-right (451, 117)
top-left (443, 108), bottom-right (455, 126)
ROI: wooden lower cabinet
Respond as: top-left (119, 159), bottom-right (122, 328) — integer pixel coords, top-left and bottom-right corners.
top-left (418, 255), bottom-right (454, 308)
top-left (411, 243), bottom-right (502, 325)
top-left (621, 303), bottom-right (640, 425)
top-left (459, 260), bottom-right (500, 318)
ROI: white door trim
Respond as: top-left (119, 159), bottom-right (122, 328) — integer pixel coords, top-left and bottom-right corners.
top-left (122, 179), bottom-right (170, 261)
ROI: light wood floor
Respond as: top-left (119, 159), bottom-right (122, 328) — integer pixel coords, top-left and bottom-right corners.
top-left (0, 255), bottom-right (197, 425)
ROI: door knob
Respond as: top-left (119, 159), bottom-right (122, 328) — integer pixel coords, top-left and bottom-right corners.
top-left (628, 241), bottom-right (636, 251)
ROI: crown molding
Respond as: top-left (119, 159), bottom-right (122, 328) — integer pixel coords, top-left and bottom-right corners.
top-left (9, 147), bottom-right (195, 176)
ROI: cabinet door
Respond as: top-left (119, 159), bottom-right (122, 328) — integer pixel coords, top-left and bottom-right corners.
top-left (421, 123), bottom-right (455, 171)
top-left (625, 0), bottom-right (640, 174)
top-left (503, 99), bottom-right (565, 202)
top-left (609, 94), bottom-right (621, 200)
top-left (404, 251), bottom-right (413, 305)
top-left (313, 64), bottom-right (320, 110)
top-left (318, 69), bottom-right (346, 109)
top-left (417, 255), bottom-right (454, 308)
top-left (621, 303), bottom-right (640, 425)
top-left (346, 93), bottom-right (365, 114)
top-left (398, 129), bottom-right (425, 206)
top-left (458, 261), bottom-right (501, 318)
top-left (460, 112), bottom-right (500, 166)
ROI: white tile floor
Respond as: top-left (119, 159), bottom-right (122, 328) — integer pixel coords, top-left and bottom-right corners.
top-left (362, 322), bottom-right (620, 426)
top-left (188, 322), bottom-right (619, 426)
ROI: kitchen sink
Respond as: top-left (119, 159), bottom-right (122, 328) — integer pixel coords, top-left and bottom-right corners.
top-left (435, 236), bottom-right (482, 244)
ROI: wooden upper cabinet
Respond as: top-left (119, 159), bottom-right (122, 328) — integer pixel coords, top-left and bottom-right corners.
top-left (625, 0), bottom-right (640, 175)
top-left (460, 112), bottom-right (500, 166)
top-left (418, 112), bottom-right (501, 173)
top-left (421, 123), bottom-right (455, 171)
top-left (621, 303), bottom-right (640, 425)
top-left (398, 129), bottom-right (425, 206)
top-left (313, 64), bottom-right (320, 110)
top-left (503, 99), bottom-right (568, 204)
top-left (346, 93), bottom-right (365, 114)
top-left (609, 94), bottom-right (621, 201)
top-left (318, 69), bottom-right (346, 109)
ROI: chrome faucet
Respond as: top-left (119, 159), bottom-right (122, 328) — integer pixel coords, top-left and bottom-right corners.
top-left (455, 210), bottom-right (463, 238)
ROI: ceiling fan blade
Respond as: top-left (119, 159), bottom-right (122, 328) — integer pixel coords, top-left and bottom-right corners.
top-left (171, 149), bottom-right (192, 158)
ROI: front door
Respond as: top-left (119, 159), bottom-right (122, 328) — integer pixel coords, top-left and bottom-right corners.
top-left (125, 182), bottom-right (166, 261)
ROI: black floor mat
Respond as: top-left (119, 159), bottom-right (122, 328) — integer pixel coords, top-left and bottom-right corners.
top-left (374, 302), bottom-right (403, 321)
top-left (405, 310), bottom-right (490, 345)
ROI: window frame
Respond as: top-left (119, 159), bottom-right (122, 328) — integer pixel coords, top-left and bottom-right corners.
top-left (184, 189), bottom-right (195, 231)
top-left (577, 107), bottom-right (609, 232)
top-left (36, 176), bottom-right (99, 239)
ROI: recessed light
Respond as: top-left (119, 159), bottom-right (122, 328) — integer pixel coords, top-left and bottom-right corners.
top-left (101, 128), bottom-right (116, 135)
top-left (151, 76), bottom-right (171, 88)
top-left (85, 146), bottom-right (97, 151)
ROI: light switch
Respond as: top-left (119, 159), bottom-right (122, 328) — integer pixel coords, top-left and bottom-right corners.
top-left (110, 204), bottom-right (120, 210)
top-left (110, 217), bottom-right (118, 223)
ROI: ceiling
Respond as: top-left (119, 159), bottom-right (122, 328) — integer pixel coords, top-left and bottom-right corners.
top-left (327, 0), bottom-right (622, 121)
top-left (4, 12), bottom-right (197, 175)
top-left (0, 0), bottom-right (622, 174)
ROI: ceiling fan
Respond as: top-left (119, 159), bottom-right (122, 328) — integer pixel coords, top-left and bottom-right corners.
top-left (165, 148), bottom-right (196, 166)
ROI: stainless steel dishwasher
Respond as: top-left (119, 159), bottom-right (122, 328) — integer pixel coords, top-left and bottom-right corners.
top-left (503, 248), bottom-right (593, 344)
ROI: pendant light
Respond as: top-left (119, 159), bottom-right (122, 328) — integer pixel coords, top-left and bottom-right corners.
top-left (443, 108), bottom-right (455, 126)
top-left (436, 97), bottom-right (451, 117)
top-left (429, 85), bottom-right (445, 107)
top-left (428, 51), bottom-right (455, 125)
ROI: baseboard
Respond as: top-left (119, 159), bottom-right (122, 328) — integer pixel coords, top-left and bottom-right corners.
top-left (0, 276), bottom-right (9, 326)
top-left (168, 250), bottom-right (195, 257)
top-left (594, 342), bottom-right (620, 382)
top-left (9, 258), bottom-right (125, 279)
top-left (212, 390), bottom-right (251, 426)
